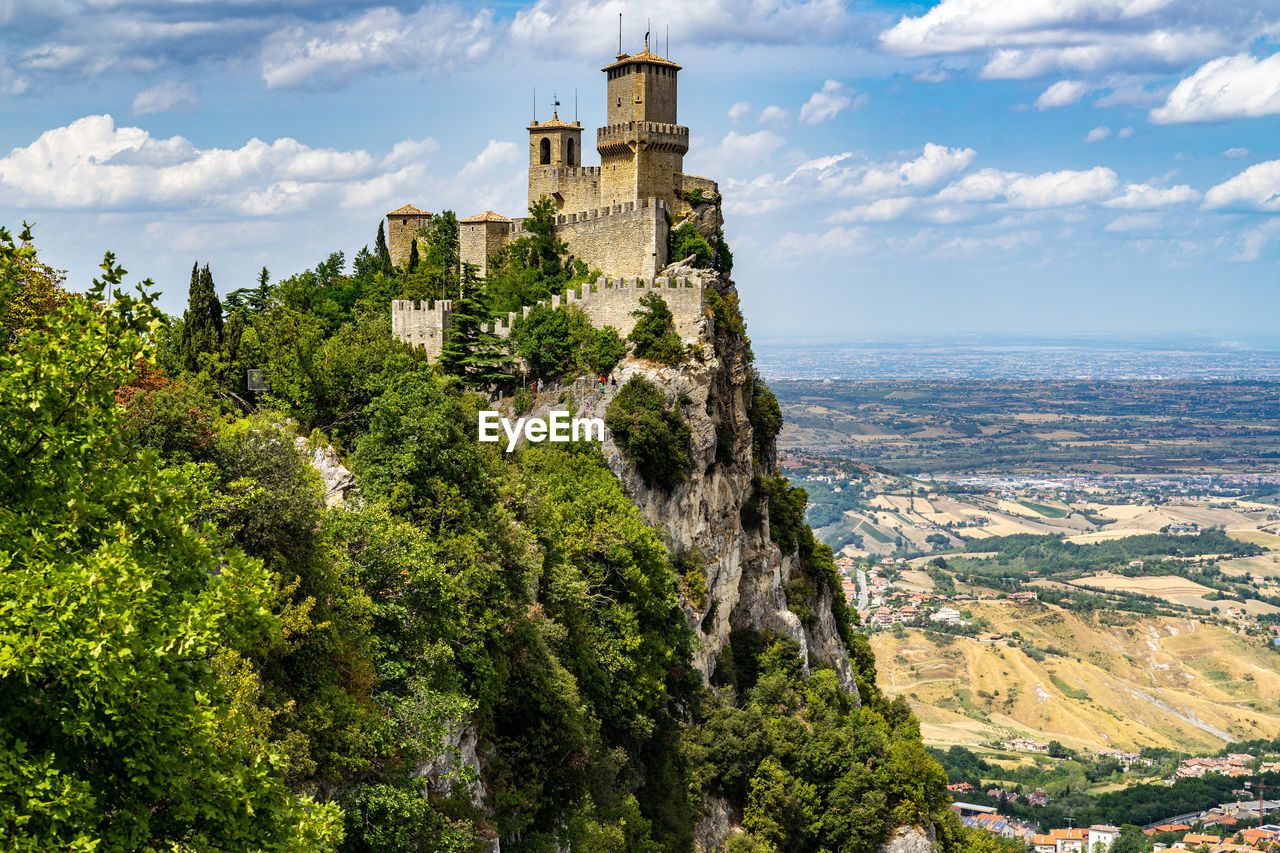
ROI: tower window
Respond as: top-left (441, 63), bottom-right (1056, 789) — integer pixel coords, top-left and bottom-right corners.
top-left (539, 137), bottom-right (550, 165)
top-left (566, 137), bottom-right (576, 166)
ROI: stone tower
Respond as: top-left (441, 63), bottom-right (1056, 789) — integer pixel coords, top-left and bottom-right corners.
top-left (597, 39), bottom-right (689, 209)
top-left (527, 111), bottom-right (598, 211)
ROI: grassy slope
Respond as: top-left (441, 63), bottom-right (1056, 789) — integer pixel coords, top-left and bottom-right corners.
top-left (871, 600), bottom-right (1280, 753)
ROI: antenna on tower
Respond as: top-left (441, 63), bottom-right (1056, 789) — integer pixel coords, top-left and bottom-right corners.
top-left (574, 88), bottom-right (578, 122)
top-left (532, 86), bottom-right (536, 122)
top-left (618, 13), bottom-right (622, 55)
top-left (666, 25), bottom-right (669, 57)
top-left (645, 18), bottom-right (650, 51)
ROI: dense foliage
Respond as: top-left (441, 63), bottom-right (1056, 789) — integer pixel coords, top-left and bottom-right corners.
top-left (605, 376), bottom-right (693, 491)
top-left (511, 303), bottom-right (625, 381)
top-left (0, 223), bottom-right (990, 853)
top-left (628, 291), bottom-right (686, 365)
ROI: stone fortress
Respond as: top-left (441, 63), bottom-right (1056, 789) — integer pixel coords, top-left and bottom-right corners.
top-left (389, 38), bottom-right (722, 360)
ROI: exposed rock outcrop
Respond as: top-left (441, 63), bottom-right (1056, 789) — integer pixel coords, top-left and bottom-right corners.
top-left (878, 824), bottom-right (939, 853)
top-left (600, 269), bottom-right (858, 693)
top-left (295, 436), bottom-right (360, 508)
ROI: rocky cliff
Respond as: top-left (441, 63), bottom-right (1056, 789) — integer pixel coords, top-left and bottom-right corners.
top-left (599, 266), bottom-right (858, 696)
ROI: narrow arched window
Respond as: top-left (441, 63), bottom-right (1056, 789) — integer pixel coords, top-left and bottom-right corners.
top-left (566, 137), bottom-right (576, 166)
top-left (539, 137), bottom-right (551, 165)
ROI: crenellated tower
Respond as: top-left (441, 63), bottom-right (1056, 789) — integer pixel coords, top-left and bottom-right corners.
top-left (597, 40), bottom-right (688, 209)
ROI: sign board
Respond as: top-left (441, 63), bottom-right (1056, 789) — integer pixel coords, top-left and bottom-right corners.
top-left (246, 368), bottom-right (267, 392)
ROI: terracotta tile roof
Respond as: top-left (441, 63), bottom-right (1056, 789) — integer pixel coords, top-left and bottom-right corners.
top-left (460, 210), bottom-right (512, 223)
top-left (529, 111), bottom-right (581, 130)
top-left (602, 49), bottom-right (682, 72)
top-left (387, 203), bottom-right (427, 216)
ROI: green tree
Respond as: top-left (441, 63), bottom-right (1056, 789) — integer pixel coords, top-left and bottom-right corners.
top-left (670, 222), bottom-right (713, 268)
top-left (628, 292), bottom-right (684, 365)
top-left (375, 220), bottom-right (392, 271)
top-left (438, 264), bottom-right (513, 388)
top-left (180, 261), bottom-right (224, 374)
top-left (0, 247), bottom-right (68, 348)
top-left (512, 304), bottom-right (625, 381)
top-left (407, 238), bottom-right (420, 275)
top-left (0, 226), bottom-right (340, 851)
top-left (604, 377), bottom-right (691, 491)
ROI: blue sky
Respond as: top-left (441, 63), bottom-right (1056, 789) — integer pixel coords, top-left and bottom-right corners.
top-left (2, 0), bottom-right (1279, 340)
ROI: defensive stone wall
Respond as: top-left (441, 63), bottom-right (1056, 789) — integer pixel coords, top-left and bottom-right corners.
top-left (555, 198), bottom-right (668, 279)
top-left (528, 165), bottom-right (601, 213)
top-left (391, 273), bottom-right (706, 362)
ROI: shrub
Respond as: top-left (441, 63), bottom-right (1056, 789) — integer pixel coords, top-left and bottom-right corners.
top-left (683, 187), bottom-right (709, 205)
top-left (670, 223), bottom-right (713, 269)
top-left (513, 304), bottom-right (625, 379)
top-left (628, 292), bottom-right (685, 365)
top-left (605, 377), bottom-right (691, 491)
top-left (706, 287), bottom-right (746, 338)
top-left (673, 548), bottom-right (709, 610)
top-left (747, 374), bottom-right (783, 463)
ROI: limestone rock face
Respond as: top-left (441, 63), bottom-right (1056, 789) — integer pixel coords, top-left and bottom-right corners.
top-left (599, 270), bottom-right (857, 693)
top-left (692, 796), bottom-right (735, 853)
top-left (877, 824), bottom-right (938, 853)
top-left (415, 723), bottom-right (500, 853)
top-left (294, 437), bottom-right (360, 508)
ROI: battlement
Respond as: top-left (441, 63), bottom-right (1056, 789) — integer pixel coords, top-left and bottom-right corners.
top-left (530, 165), bottom-right (602, 179)
top-left (597, 122), bottom-right (689, 154)
top-left (392, 274), bottom-right (707, 362)
top-left (555, 197), bottom-right (667, 225)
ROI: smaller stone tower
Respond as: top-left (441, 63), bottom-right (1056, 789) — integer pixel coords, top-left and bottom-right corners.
top-left (527, 111), bottom-right (598, 212)
top-left (386, 203), bottom-right (431, 268)
top-left (458, 210), bottom-right (513, 278)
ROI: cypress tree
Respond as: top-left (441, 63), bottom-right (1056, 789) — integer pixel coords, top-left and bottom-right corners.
top-left (375, 220), bottom-right (392, 270)
top-left (438, 263), bottom-right (513, 388)
top-left (406, 239), bottom-right (420, 275)
top-left (179, 262), bottom-right (224, 374)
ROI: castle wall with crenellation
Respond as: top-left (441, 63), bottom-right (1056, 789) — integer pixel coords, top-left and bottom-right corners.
top-left (555, 198), bottom-right (667, 279)
top-left (391, 273), bottom-right (706, 360)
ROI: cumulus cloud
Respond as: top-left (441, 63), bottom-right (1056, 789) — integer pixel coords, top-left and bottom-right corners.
top-left (1204, 159), bottom-right (1280, 211)
top-left (759, 105), bottom-right (790, 127)
top-left (1103, 182), bottom-right (1199, 209)
top-left (935, 165), bottom-right (1118, 208)
top-left (1083, 126), bottom-right (1111, 143)
top-left (913, 65), bottom-right (950, 83)
top-left (879, 0), bottom-right (1246, 80)
top-left (777, 226), bottom-right (868, 256)
top-left (1151, 53), bottom-right (1280, 123)
top-left (728, 101), bottom-right (751, 121)
top-left (1223, 147), bottom-right (1250, 158)
top-left (1104, 212), bottom-right (1163, 231)
top-left (0, 114), bottom-right (438, 215)
top-left (132, 81), bottom-right (200, 115)
top-left (260, 4), bottom-right (493, 89)
top-left (1117, 126), bottom-right (1134, 138)
top-left (828, 197), bottom-right (916, 223)
top-left (693, 130), bottom-right (787, 171)
top-left (1235, 218), bottom-right (1280, 261)
top-left (1036, 80), bottom-right (1088, 109)
top-left (799, 79), bottom-right (859, 125)
top-left (509, 0), bottom-right (857, 56)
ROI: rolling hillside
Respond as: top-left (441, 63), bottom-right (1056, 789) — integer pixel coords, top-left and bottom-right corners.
top-left (872, 600), bottom-right (1280, 753)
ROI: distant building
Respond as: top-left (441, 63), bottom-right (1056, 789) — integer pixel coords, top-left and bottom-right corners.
top-left (1090, 825), bottom-right (1122, 851)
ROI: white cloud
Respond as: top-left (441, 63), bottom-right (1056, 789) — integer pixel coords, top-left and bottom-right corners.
top-left (728, 101), bottom-right (751, 121)
top-left (854, 143), bottom-right (977, 198)
top-left (1223, 147), bottom-right (1250, 158)
top-left (1204, 159), bottom-right (1280, 211)
top-left (260, 4), bottom-right (494, 89)
top-left (1004, 167), bottom-right (1118, 207)
top-left (799, 79), bottom-right (856, 125)
top-left (1083, 125), bottom-right (1111, 143)
top-left (828, 197), bottom-right (916, 223)
top-left (132, 81), bottom-right (200, 115)
top-left (935, 168), bottom-right (1017, 203)
top-left (1151, 53), bottom-right (1280, 123)
top-left (1104, 212), bottom-right (1162, 231)
top-left (1117, 126), bottom-right (1134, 138)
top-left (758, 105), bottom-right (790, 127)
top-left (777, 226), bottom-right (869, 256)
top-left (696, 130), bottom-right (787, 169)
top-left (879, 0), bottom-right (1244, 80)
top-left (1104, 182), bottom-right (1199, 209)
top-left (1235, 218), bottom-right (1280, 261)
top-left (0, 114), bottom-right (437, 216)
top-left (913, 65), bottom-right (950, 83)
top-left (509, 0), bottom-right (857, 56)
top-left (1036, 79), bottom-right (1088, 109)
